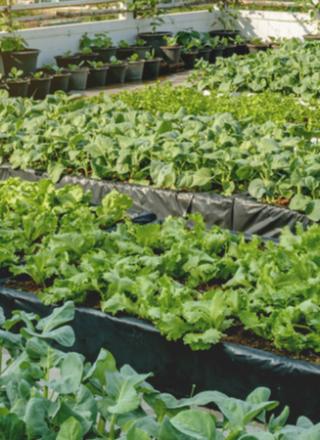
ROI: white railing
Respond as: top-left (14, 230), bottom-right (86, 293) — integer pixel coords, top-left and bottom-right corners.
top-left (0, 0), bottom-right (300, 29)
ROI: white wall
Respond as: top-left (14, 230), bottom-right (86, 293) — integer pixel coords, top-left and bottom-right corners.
top-left (0, 9), bottom-right (315, 67)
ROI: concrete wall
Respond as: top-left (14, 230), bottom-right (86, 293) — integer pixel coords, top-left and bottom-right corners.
top-left (0, 9), bottom-right (315, 66)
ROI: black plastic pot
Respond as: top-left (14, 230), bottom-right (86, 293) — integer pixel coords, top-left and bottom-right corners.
top-left (1, 49), bottom-right (39, 75)
top-left (77, 52), bottom-right (99, 64)
top-left (116, 45), bottom-right (150, 60)
top-left (95, 46), bottom-right (117, 62)
top-left (182, 50), bottom-right (199, 69)
top-left (143, 58), bottom-right (161, 80)
top-left (87, 66), bottom-right (108, 88)
top-left (28, 76), bottom-right (52, 100)
top-left (126, 60), bottom-right (145, 81)
top-left (247, 44), bottom-right (269, 54)
top-left (50, 72), bottom-right (71, 93)
top-left (137, 32), bottom-right (172, 56)
top-left (69, 67), bottom-right (89, 90)
top-left (234, 44), bottom-right (249, 55)
top-left (160, 45), bottom-right (181, 65)
top-left (221, 45), bottom-right (236, 58)
top-left (6, 79), bottom-right (29, 97)
top-left (106, 63), bottom-right (128, 84)
top-left (197, 47), bottom-right (211, 61)
top-left (210, 47), bottom-right (224, 63)
top-left (55, 54), bottom-right (80, 68)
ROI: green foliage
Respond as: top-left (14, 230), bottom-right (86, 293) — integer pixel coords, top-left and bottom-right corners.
top-left (117, 82), bottom-right (320, 131)
top-left (0, 301), bottom-right (319, 439)
top-left (0, 34), bottom-right (27, 52)
top-left (1, 178), bottom-right (320, 355)
top-left (191, 39), bottom-right (320, 98)
top-left (1, 92), bottom-right (320, 217)
top-left (80, 31), bottom-right (113, 50)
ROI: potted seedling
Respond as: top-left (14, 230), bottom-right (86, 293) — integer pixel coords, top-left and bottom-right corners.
top-left (5, 67), bottom-right (29, 97)
top-left (87, 60), bottom-right (109, 88)
top-left (40, 64), bottom-right (71, 93)
top-left (68, 63), bottom-right (89, 90)
top-left (126, 53), bottom-right (145, 81)
top-left (77, 46), bottom-right (99, 64)
top-left (222, 34), bottom-right (248, 57)
top-left (116, 39), bottom-right (134, 60)
top-left (160, 35), bottom-right (182, 65)
top-left (181, 38), bottom-right (201, 69)
top-left (91, 32), bottom-right (117, 62)
top-left (28, 70), bottom-right (52, 100)
top-left (55, 51), bottom-right (80, 68)
top-left (143, 49), bottom-right (162, 80)
top-left (247, 37), bottom-right (269, 54)
top-left (209, 0), bottom-right (240, 40)
top-left (106, 56), bottom-right (128, 84)
top-left (133, 0), bottom-right (172, 55)
top-left (197, 33), bottom-right (213, 61)
top-left (133, 38), bottom-right (151, 59)
top-left (0, 35), bottom-right (39, 75)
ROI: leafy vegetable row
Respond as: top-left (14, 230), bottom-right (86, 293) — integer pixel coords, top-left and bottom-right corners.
top-left (191, 39), bottom-right (320, 98)
top-left (1, 178), bottom-right (320, 355)
top-left (2, 301), bottom-right (318, 439)
top-left (117, 83), bottom-right (320, 132)
top-left (0, 92), bottom-right (320, 218)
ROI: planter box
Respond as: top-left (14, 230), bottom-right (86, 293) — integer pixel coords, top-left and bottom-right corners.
top-left (0, 165), bottom-right (313, 238)
top-left (0, 286), bottom-right (319, 423)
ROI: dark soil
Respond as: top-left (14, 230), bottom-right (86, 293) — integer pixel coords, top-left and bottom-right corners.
top-left (4, 277), bottom-right (320, 365)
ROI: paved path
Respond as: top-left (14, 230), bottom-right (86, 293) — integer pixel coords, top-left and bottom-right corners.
top-left (70, 70), bottom-right (190, 96)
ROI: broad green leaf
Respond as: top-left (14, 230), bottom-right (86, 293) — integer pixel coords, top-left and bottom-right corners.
top-left (170, 409), bottom-right (216, 440)
top-left (57, 416), bottom-right (83, 440)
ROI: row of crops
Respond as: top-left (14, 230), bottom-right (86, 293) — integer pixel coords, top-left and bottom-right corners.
top-left (0, 36), bottom-right (320, 434)
top-left (1, 85), bottom-right (320, 222)
top-left (2, 301), bottom-right (317, 439)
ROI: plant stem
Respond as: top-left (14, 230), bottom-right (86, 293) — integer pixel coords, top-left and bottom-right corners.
top-left (108, 415), bottom-right (116, 440)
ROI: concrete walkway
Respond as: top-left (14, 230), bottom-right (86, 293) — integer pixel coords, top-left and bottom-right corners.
top-left (71, 70), bottom-right (190, 96)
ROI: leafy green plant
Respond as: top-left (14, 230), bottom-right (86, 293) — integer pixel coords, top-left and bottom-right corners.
top-left (109, 56), bottom-right (123, 65)
top-left (0, 34), bottom-right (27, 52)
top-left (163, 35), bottom-right (179, 47)
top-left (184, 37), bottom-right (202, 52)
top-left (1, 301), bottom-right (318, 439)
top-left (41, 64), bottom-right (65, 74)
top-left (129, 0), bottom-right (165, 33)
top-left (145, 49), bottom-right (156, 60)
top-left (7, 66), bottom-right (24, 80)
top-left (31, 71), bottom-right (46, 79)
top-left (80, 32), bottom-right (113, 50)
top-left (128, 53), bottom-right (140, 62)
top-left (87, 60), bottom-right (106, 69)
top-left (211, 0), bottom-right (240, 30)
top-left (118, 39), bottom-right (130, 48)
top-left (135, 38), bottom-right (147, 47)
top-left (67, 63), bottom-right (87, 72)
top-left (80, 46), bottom-right (93, 55)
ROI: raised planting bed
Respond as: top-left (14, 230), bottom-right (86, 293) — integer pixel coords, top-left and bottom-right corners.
top-left (3, 300), bottom-right (318, 439)
top-left (0, 165), bottom-right (312, 239)
top-left (0, 94), bottom-right (317, 235)
top-left (0, 286), bottom-right (319, 423)
top-left (0, 177), bottom-right (319, 422)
